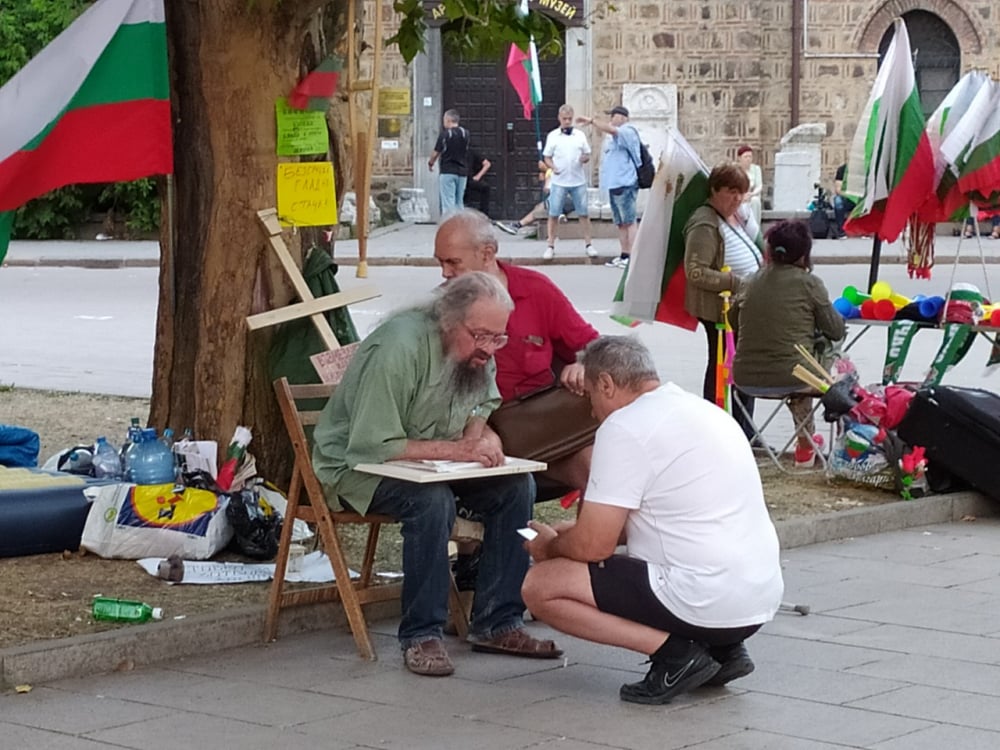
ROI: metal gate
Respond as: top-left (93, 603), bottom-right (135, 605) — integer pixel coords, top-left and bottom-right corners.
top-left (442, 40), bottom-right (566, 220)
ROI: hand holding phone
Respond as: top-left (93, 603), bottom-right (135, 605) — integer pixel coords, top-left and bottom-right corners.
top-left (517, 527), bottom-right (538, 541)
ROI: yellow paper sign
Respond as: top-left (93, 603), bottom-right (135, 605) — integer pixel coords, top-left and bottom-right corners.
top-left (378, 87), bottom-right (411, 115)
top-left (275, 97), bottom-right (329, 155)
top-left (277, 162), bottom-right (338, 226)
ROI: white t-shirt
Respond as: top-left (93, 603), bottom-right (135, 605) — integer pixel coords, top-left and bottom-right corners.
top-left (720, 218), bottom-right (762, 280)
top-left (542, 127), bottom-right (591, 188)
top-left (585, 383), bottom-right (784, 628)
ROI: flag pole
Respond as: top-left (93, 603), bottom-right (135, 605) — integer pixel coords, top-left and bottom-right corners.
top-left (866, 236), bottom-right (882, 293)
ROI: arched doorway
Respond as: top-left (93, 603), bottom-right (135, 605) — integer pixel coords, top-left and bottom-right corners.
top-left (441, 33), bottom-right (566, 221)
top-left (878, 10), bottom-right (960, 118)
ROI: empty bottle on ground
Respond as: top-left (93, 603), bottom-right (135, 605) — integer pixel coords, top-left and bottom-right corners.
top-left (91, 436), bottom-right (122, 480)
top-left (130, 428), bottom-right (176, 485)
top-left (92, 596), bottom-right (163, 623)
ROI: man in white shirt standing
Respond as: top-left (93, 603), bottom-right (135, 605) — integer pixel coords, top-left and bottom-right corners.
top-left (541, 104), bottom-right (596, 261)
top-left (522, 336), bottom-right (784, 705)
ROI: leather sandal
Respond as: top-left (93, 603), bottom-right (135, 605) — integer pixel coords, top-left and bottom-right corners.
top-left (403, 638), bottom-right (454, 676)
top-left (470, 627), bottom-right (563, 659)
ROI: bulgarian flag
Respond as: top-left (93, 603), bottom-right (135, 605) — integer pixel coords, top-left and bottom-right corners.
top-left (922, 71), bottom-right (989, 223)
top-left (506, 39), bottom-right (542, 120)
top-left (616, 128), bottom-right (708, 331)
top-left (289, 56), bottom-right (343, 112)
top-left (0, 0), bottom-right (172, 264)
top-left (955, 81), bottom-right (1000, 210)
top-left (843, 18), bottom-right (934, 242)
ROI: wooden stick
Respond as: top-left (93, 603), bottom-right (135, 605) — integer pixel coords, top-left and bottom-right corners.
top-left (791, 364), bottom-right (830, 393)
top-left (794, 343), bottom-right (834, 384)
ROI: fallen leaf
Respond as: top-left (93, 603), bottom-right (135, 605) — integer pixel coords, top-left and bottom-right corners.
top-left (14, 684), bottom-right (32, 693)
top-left (960, 514), bottom-right (977, 522)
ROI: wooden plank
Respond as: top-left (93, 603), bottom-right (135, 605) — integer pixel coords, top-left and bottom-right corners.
top-left (245, 286), bottom-right (380, 330)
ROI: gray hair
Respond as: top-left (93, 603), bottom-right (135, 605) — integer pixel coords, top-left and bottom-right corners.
top-left (439, 208), bottom-right (499, 252)
top-left (558, 104), bottom-right (574, 117)
top-left (581, 336), bottom-right (659, 390)
top-left (444, 108), bottom-right (460, 124)
top-left (432, 271), bottom-right (512, 332)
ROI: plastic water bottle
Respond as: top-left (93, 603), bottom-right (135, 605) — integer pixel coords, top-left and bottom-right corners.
top-left (121, 417), bottom-right (142, 481)
top-left (92, 437), bottom-right (123, 480)
top-left (130, 428), bottom-right (176, 485)
top-left (92, 596), bottom-right (163, 623)
top-left (160, 428), bottom-right (180, 482)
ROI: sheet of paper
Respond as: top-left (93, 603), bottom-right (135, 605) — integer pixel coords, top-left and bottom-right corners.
top-left (174, 440), bottom-right (218, 478)
top-left (136, 551), bottom-right (357, 585)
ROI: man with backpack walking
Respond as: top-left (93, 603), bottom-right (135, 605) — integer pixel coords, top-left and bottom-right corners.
top-left (578, 106), bottom-right (642, 268)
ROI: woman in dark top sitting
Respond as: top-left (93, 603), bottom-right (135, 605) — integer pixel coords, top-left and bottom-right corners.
top-left (732, 220), bottom-right (845, 467)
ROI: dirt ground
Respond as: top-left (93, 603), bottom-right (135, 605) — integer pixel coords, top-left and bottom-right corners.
top-left (0, 387), bottom-right (902, 650)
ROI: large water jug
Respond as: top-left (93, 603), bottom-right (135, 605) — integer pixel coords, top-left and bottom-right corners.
top-left (130, 428), bottom-right (176, 485)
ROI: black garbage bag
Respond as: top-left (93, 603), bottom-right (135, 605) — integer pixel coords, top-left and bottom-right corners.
top-left (225, 484), bottom-right (283, 560)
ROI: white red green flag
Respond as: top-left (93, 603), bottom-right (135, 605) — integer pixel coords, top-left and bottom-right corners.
top-left (955, 82), bottom-right (1000, 210)
top-left (922, 71), bottom-right (989, 223)
top-left (616, 128), bottom-right (708, 330)
top-left (0, 0), bottom-right (172, 263)
top-left (506, 39), bottom-right (542, 120)
top-left (843, 18), bottom-right (934, 242)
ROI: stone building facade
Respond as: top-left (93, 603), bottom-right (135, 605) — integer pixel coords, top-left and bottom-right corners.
top-left (361, 0), bottom-right (999, 220)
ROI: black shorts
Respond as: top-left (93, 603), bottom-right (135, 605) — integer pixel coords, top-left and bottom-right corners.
top-left (588, 555), bottom-right (762, 647)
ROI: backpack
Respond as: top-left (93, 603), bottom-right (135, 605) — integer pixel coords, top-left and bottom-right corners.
top-left (635, 142), bottom-right (655, 189)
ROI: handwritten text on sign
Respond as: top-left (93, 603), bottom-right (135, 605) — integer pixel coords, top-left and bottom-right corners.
top-left (275, 97), bottom-right (329, 155)
top-left (277, 162), bottom-right (338, 226)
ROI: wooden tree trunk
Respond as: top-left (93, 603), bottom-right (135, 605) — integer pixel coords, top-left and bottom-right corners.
top-left (154, 0), bottom-right (330, 482)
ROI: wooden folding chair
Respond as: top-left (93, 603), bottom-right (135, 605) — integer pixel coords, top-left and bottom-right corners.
top-left (265, 375), bottom-right (473, 660)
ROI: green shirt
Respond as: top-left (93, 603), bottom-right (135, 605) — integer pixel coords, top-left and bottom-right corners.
top-left (311, 309), bottom-right (501, 514)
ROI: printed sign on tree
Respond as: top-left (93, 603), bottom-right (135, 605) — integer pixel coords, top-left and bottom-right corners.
top-left (275, 97), bottom-right (329, 155)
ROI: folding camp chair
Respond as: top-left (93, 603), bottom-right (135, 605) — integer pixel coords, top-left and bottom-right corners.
top-left (733, 388), bottom-right (833, 473)
top-left (266, 375), bottom-right (474, 660)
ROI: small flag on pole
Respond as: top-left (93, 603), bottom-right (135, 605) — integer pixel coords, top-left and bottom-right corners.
top-left (288, 56), bottom-right (343, 112)
top-left (506, 40), bottom-right (542, 120)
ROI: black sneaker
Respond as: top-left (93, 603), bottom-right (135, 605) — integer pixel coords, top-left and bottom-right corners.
top-left (619, 641), bottom-right (720, 704)
top-left (704, 642), bottom-right (755, 686)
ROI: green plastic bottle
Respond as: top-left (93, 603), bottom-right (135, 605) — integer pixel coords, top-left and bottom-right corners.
top-left (92, 597), bottom-right (163, 623)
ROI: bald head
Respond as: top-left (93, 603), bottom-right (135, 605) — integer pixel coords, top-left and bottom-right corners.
top-left (433, 209), bottom-right (499, 280)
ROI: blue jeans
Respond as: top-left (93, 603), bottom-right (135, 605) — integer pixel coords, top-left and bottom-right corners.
top-left (833, 195), bottom-right (855, 237)
top-left (367, 473), bottom-right (534, 649)
top-left (439, 174), bottom-right (467, 218)
top-left (547, 183), bottom-right (588, 217)
top-left (608, 186), bottom-right (637, 225)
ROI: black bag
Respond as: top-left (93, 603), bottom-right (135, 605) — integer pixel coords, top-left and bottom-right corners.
top-left (635, 142), bottom-right (655, 189)
top-left (225, 485), bottom-right (284, 559)
top-left (809, 208), bottom-right (831, 239)
top-left (896, 386), bottom-right (1000, 500)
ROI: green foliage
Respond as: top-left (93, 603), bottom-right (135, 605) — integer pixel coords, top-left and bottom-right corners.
top-left (0, 0), bottom-right (89, 82)
top-left (389, 0), bottom-right (563, 64)
top-left (13, 186), bottom-right (90, 240)
top-left (98, 179), bottom-right (160, 235)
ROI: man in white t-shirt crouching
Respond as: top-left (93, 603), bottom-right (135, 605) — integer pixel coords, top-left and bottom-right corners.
top-left (541, 104), bottom-right (595, 261)
top-left (522, 335), bottom-right (784, 705)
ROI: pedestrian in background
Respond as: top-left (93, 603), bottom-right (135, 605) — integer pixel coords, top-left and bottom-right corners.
top-left (542, 104), bottom-right (595, 261)
top-left (464, 150), bottom-right (492, 218)
top-left (428, 109), bottom-right (470, 219)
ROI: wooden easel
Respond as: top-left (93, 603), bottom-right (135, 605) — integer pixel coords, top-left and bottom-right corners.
top-left (345, 0), bottom-right (384, 279)
top-left (249, 208), bottom-right (379, 377)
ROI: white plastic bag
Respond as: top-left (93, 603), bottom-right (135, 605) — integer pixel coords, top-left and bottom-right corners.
top-left (81, 483), bottom-right (232, 560)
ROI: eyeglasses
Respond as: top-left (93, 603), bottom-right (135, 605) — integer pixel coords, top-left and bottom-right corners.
top-left (464, 324), bottom-right (509, 349)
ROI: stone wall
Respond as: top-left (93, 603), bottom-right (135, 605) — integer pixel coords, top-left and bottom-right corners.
top-left (363, 0), bottom-right (1000, 211)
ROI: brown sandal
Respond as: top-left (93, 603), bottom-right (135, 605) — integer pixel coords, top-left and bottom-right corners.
top-left (404, 638), bottom-right (455, 676)
top-left (470, 628), bottom-right (563, 659)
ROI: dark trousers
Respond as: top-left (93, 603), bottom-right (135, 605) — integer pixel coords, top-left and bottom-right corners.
top-left (700, 318), bottom-right (756, 441)
top-left (464, 179), bottom-right (491, 218)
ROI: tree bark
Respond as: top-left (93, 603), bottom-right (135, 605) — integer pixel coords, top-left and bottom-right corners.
top-left (155, 0), bottom-right (330, 482)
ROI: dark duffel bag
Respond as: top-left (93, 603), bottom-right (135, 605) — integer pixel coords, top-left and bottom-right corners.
top-left (896, 386), bottom-right (1000, 501)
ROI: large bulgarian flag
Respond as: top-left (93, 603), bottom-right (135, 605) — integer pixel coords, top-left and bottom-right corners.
top-left (0, 0), bottom-right (172, 264)
top-left (921, 70), bottom-right (989, 223)
top-left (616, 128), bottom-right (708, 330)
top-left (506, 39), bottom-right (542, 120)
top-left (843, 17), bottom-right (934, 242)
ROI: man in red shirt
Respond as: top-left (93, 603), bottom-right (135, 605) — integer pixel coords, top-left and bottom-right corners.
top-left (433, 209), bottom-right (599, 493)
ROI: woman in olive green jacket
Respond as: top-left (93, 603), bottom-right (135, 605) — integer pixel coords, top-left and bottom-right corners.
top-left (732, 220), bottom-right (845, 467)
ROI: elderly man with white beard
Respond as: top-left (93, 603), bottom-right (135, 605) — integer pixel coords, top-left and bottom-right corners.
top-left (312, 271), bottom-right (563, 677)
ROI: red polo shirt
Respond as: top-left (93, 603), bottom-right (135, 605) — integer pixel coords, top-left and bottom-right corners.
top-left (495, 262), bottom-right (599, 400)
